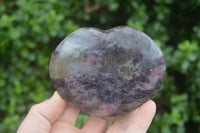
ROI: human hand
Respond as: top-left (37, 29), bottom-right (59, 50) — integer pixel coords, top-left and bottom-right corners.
top-left (17, 91), bottom-right (156, 133)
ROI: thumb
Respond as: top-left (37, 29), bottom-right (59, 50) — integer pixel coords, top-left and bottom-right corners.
top-left (17, 91), bottom-right (67, 133)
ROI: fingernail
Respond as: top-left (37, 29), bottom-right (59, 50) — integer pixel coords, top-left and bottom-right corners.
top-left (53, 91), bottom-right (61, 99)
top-left (48, 91), bottom-right (58, 99)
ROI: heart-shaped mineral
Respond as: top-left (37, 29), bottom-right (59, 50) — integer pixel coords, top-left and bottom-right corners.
top-left (49, 26), bottom-right (166, 119)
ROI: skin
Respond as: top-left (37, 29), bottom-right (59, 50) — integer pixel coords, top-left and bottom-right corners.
top-left (17, 91), bottom-right (156, 133)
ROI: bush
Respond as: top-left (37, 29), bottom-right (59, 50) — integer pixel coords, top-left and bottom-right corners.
top-left (0, 0), bottom-right (200, 132)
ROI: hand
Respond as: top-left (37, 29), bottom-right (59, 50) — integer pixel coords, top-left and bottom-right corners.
top-left (17, 91), bottom-right (156, 133)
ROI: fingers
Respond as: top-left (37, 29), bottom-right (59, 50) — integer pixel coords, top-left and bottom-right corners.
top-left (107, 109), bottom-right (139, 133)
top-left (126, 100), bottom-right (156, 133)
top-left (82, 116), bottom-right (110, 133)
top-left (50, 106), bottom-right (81, 133)
top-left (50, 123), bottom-right (82, 133)
top-left (17, 91), bottom-right (67, 133)
top-left (82, 100), bottom-right (156, 133)
top-left (56, 104), bottom-right (80, 125)
top-left (106, 100), bottom-right (156, 133)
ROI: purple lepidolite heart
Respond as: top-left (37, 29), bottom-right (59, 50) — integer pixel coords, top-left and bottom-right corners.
top-left (49, 26), bottom-right (166, 119)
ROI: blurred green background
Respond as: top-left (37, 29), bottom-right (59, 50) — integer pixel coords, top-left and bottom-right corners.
top-left (0, 0), bottom-right (200, 132)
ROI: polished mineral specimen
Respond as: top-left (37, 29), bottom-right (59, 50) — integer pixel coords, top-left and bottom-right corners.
top-left (49, 26), bottom-right (166, 119)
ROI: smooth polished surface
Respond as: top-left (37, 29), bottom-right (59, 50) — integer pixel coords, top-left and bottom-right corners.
top-left (49, 26), bottom-right (166, 119)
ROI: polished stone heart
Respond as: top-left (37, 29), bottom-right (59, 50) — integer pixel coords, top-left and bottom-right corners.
top-left (49, 26), bottom-right (166, 119)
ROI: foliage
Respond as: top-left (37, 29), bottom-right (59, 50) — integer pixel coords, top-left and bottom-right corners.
top-left (0, 0), bottom-right (200, 132)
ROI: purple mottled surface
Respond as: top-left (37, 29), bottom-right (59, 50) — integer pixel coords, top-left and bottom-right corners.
top-left (49, 26), bottom-right (166, 119)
